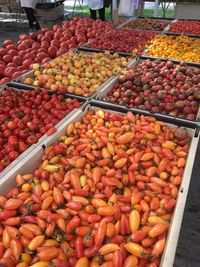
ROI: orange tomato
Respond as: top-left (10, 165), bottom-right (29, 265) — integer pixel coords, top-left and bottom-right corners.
top-left (148, 224), bottom-right (168, 238)
top-left (116, 132), bottom-right (135, 144)
top-left (16, 263), bottom-right (28, 267)
top-left (6, 226), bottom-right (21, 240)
top-left (106, 223), bottom-right (116, 238)
top-left (10, 238), bottom-right (22, 260)
top-left (2, 228), bottom-right (11, 248)
top-left (38, 247), bottom-right (58, 260)
top-left (114, 158), bottom-right (127, 169)
top-left (141, 153), bottom-right (154, 161)
top-left (129, 210), bottom-right (140, 233)
top-left (4, 198), bottom-right (23, 210)
top-left (97, 206), bottom-right (116, 216)
top-left (75, 256), bottom-right (89, 267)
top-left (151, 238), bottom-right (166, 257)
top-left (99, 244), bottom-right (120, 255)
top-left (123, 255), bottom-right (138, 267)
top-left (91, 198), bottom-right (107, 208)
top-left (124, 243), bottom-right (147, 258)
top-left (53, 187), bottom-right (64, 206)
top-left (148, 216), bottom-right (168, 225)
top-left (28, 235), bottom-right (45, 250)
top-left (92, 167), bottom-right (102, 184)
top-left (29, 262), bottom-right (49, 267)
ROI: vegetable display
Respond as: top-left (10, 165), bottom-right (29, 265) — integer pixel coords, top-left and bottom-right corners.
top-left (23, 51), bottom-right (128, 96)
top-left (169, 20), bottom-right (200, 35)
top-left (0, 17), bottom-right (113, 85)
top-left (147, 35), bottom-right (200, 63)
top-left (85, 30), bottom-right (157, 55)
top-left (0, 88), bottom-right (80, 172)
top-left (0, 109), bottom-right (191, 267)
top-left (123, 18), bottom-right (171, 31)
top-left (103, 59), bottom-right (200, 120)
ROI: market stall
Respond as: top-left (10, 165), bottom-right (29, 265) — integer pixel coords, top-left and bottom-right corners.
top-left (0, 8), bottom-right (200, 267)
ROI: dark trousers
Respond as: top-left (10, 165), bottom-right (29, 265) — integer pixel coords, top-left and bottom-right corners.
top-left (90, 7), bottom-right (105, 21)
top-left (23, 7), bottom-right (40, 30)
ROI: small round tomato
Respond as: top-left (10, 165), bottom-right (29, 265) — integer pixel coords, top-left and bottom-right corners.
top-left (8, 151), bottom-right (19, 161)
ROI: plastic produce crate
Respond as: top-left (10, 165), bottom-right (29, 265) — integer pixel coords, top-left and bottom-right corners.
top-left (11, 49), bottom-right (135, 100)
top-left (0, 84), bottom-right (86, 176)
top-left (0, 103), bottom-right (199, 267)
top-left (119, 17), bottom-right (173, 32)
top-left (164, 19), bottom-right (200, 38)
top-left (143, 33), bottom-right (200, 64)
top-left (94, 56), bottom-right (200, 123)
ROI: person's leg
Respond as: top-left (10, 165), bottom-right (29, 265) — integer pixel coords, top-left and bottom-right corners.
top-left (24, 7), bottom-right (40, 31)
top-left (23, 7), bottom-right (33, 30)
top-left (90, 9), bottom-right (97, 20)
top-left (98, 7), bottom-right (105, 21)
top-left (32, 10), bottom-right (40, 30)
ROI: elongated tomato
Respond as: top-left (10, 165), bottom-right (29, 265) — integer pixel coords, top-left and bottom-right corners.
top-left (124, 243), bottom-right (147, 258)
top-left (75, 257), bottom-right (89, 267)
top-left (151, 238), bottom-right (166, 257)
top-left (92, 167), bottom-right (102, 184)
top-left (148, 216), bottom-right (168, 225)
top-left (95, 221), bottom-right (107, 246)
top-left (141, 153), bottom-right (154, 161)
top-left (97, 206), bottom-right (116, 216)
top-left (10, 239), bottom-right (22, 260)
top-left (123, 255), bottom-right (138, 267)
top-left (148, 224), bottom-right (168, 238)
top-left (91, 198), bottom-right (107, 208)
top-left (6, 226), bottom-right (21, 240)
top-left (4, 198), bottom-right (23, 210)
top-left (114, 158), bottom-right (127, 169)
top-left (38, 247), bottom-right (58, 260)
top-left (129, 210), bottom-right (140, 233)
top-left (99, 244), bottom-right (120, 255)
top-left (70, 169), bottom-right (81, 189)
top-left (116, 132), bottom-right (135, 144)
top-left (30, 262), bottom-right (49, 267)
top-left (28, 235), bottom-right (45, 250)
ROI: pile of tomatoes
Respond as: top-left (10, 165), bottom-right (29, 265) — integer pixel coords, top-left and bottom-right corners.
top-left (169, 20), bottom-right (200, 35)
top-left (0, 17), bottom-right (113, 85)
top-left (0, 109), bottom-right (190, 267)
top-left (86, 30), bottom-right (157, 54)
top-left (0, 88), bottom-right (80, 172)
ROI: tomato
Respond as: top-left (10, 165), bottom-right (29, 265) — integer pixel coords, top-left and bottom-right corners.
top-left (129, 210), bottom-right (140, 233)
top-left (28, 235), bottom-right (45, 250)
top-left (95, 220), bottom-right (107, 246)
top-left (99, 244), bottom-right (120, 255)
top-left (37, 247), bottom-right (58, 261)
top-left (113, 249), bottom-right (123, 267)
top-left (124, 243), bottom-right (147, 258)
top-left (151, 238), bottom-right (166, 257)
top-left (8, 151), bottom-right (19, 161)
top-left (97, 206), bottom-right (116, 216)
top-left (148, 224), bottom-right (168, 238)
top-left (75, 237), bottom-right (84, 258)
top-left (123, 255), bottom-right (138, 267)
top-left (75, 257), bottom-right (89, 267)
